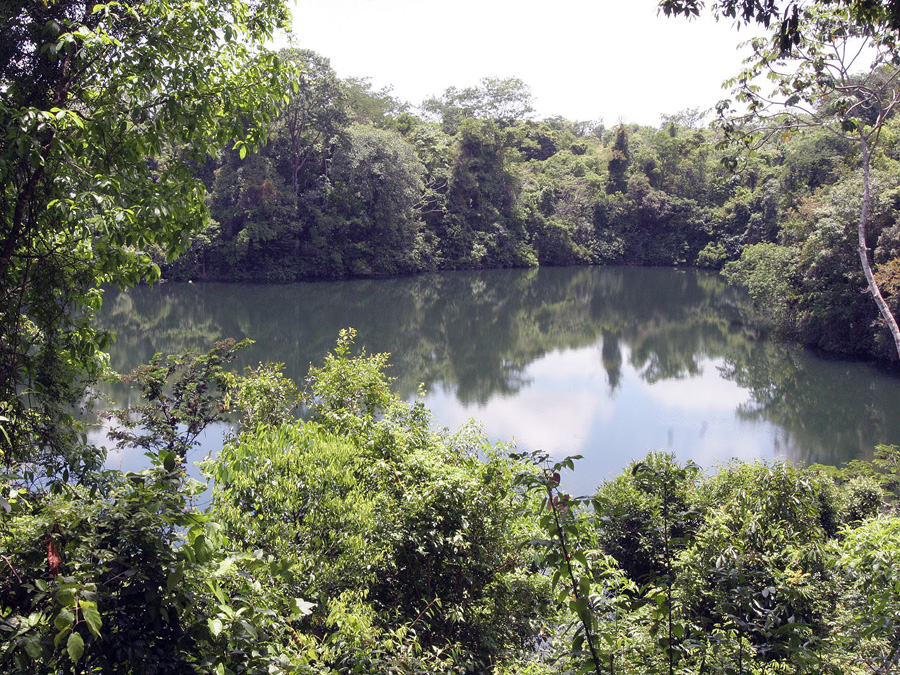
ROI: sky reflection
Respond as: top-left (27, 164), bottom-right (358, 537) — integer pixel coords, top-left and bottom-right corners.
top-left (425, 343), bottom-right (788, 497)
top-left (95, 267), bottom-right (900, 498)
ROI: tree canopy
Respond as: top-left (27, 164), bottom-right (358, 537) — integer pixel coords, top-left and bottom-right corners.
top-left (659, 0), bottom-right (900, 43)
top-left (716, 3), bottom-right (900, 358)
top-left (422, 76), bottom-right (535, 134)
top-left (0, 0), bottom-right (291, 473)
top-left (5, 0), bottom-right (900, 672)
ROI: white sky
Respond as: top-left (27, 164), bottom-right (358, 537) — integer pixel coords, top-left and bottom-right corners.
top-left (289, 0), bottom-right (761, 127)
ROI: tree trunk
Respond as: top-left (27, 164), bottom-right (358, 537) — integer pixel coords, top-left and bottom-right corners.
top-left (858, 131), bottom-right (900, 361)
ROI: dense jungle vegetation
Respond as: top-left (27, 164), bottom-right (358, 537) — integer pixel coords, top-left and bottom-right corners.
top-left (6, 332), bottom-right (900, 674)
top-left (4, 0), bottom-right (900, 672)
top-left (162, 45), bottom-right (900, 362)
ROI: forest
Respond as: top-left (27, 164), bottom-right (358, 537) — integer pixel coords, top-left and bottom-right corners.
top-left (164, 51), bottom-right (900, 362)
top-left (160, 40), bottom-right (900, 363)
top-left (3, 0), bottom-right (900, 673)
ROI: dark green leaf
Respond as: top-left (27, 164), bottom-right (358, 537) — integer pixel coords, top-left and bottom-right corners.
top-left (67, 631), bottom-right (84, 663)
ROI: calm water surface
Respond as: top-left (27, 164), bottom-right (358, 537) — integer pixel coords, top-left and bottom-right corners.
top-left (95, 266), bottom-right (900, 496)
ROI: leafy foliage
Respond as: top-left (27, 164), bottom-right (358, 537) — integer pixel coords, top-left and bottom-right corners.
top-left (8, 0), bottom-right (900, 668)
top-left (207, 330), bottom-right (553, 672)
top-left (522, 449), bottom-right (900, 675)
top-left (0, 447), bottom-right (312, 673)
top-left (718, 3), bottom-right (900, 358)
top-left (422, 77), bottom-right (536, 135)
top-left (104, 339), bottom-right (250, 460)
top-left (5, 325), bottom-right (900, 674)
top-left (0, 0), bottom-right (291, 473)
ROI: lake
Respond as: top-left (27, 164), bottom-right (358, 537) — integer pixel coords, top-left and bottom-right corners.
top-left (94, 266), bottom-right (900, 497)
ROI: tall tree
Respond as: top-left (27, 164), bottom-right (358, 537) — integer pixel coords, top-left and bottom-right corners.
top-left (322, 125), bottom-right (427, 276)
top-left (342, 76), bottom-right (409, 127)
top-left (442, 119), bottom-right (532, 267)
top-left (721, 4), bottom-right (900, 359)
top-left (206, 148), bottom-right (300, 282)
top-left (607, 125), bottom-right (631, 194)
top-left (0, 0), bottom-right (290, 473)
top-left (275, 49), bottom-right (347, 197)
top-left (422, 76), bottom-right (535, 134)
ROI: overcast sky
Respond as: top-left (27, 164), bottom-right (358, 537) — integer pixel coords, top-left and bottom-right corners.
top-left (289, 0), bottom-right (761, 127)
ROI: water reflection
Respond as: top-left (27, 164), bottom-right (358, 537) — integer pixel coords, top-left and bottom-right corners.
top-left (96, 267), bottom-right (900, 495)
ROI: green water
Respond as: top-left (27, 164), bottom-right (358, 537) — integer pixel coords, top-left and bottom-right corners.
top-left (95, 266), bottom-right (900, 496)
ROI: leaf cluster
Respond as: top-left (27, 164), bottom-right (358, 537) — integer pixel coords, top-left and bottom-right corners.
top-left (525, 449), bottom-right (900, 675)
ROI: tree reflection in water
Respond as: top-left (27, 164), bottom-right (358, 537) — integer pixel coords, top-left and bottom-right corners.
top-left (96, 266), bottom-right (900, 492)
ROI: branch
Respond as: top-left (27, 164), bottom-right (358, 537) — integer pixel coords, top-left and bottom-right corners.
top-left (1, 554), bottom-right (22, 584)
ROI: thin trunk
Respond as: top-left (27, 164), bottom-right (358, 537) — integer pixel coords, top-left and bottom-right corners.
top-left (1, 167), bottom-right (44, 282)
top-left (547, 485), bottom-right (603, 675)
top-left (858, 132), bottom-right (900, 361)
top-left (664, 482), bottom-right (674, 675)
top-left (875, 627), bottom-right (900, 674)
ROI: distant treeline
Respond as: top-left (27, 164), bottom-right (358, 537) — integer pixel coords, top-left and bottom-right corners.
top-left (162, 49), bottom-right (900, 362)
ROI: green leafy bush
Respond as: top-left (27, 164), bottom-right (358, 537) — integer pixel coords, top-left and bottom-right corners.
top-left (206, 331), bottom-right (553, 673)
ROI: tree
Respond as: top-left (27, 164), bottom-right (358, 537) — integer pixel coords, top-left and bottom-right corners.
top-left (422, 76), bottom-right (535, 135)
top-left (321, 125), bottom-right (427, 276)
top-left (659, 0), bottom-right (900, 44)
top-left (607, 125), bottom-right (631, 194)
top-left (719, 4), bottom-right (900, 359)
top-left (342, 76), bottom-right (409, 128)
top-left (204, 148), bottom-right (301, 282)
top-left (0, 0), bottom-right (291, 473)
top-left (1, 344), bottom-right (314, 673)
top-left (442, 119), bottom-right (533, 267)
top-left (273, 49), bottom-right (347, 197)
top-left (836, 516), bottom-right (900, 672)
top-left (205, 332), bottom-right (553, 672)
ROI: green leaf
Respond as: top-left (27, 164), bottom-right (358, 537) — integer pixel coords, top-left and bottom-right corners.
top-left (573, 550), bottom-right (589, 569)
top-left (54, 627), bottom-right (70, 647)
top-left (23, 636), bottom-right (41, 659)
top-left (161, 450), bottom-right (177, 472)
top-left (167, 564), bottom-right (185, 592)
top-left (53, 608), bottom-right (74, 631)
top-left (239, 619), bottom-right (258, 639)
top-left (67, 631), bottom-right (84, 663)
top-left (81, 600), bottom-right (102, 638)
top-left (193, 534), bottom-right (214, 563)
top-left (208, 617), bottom-right (223, 637)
